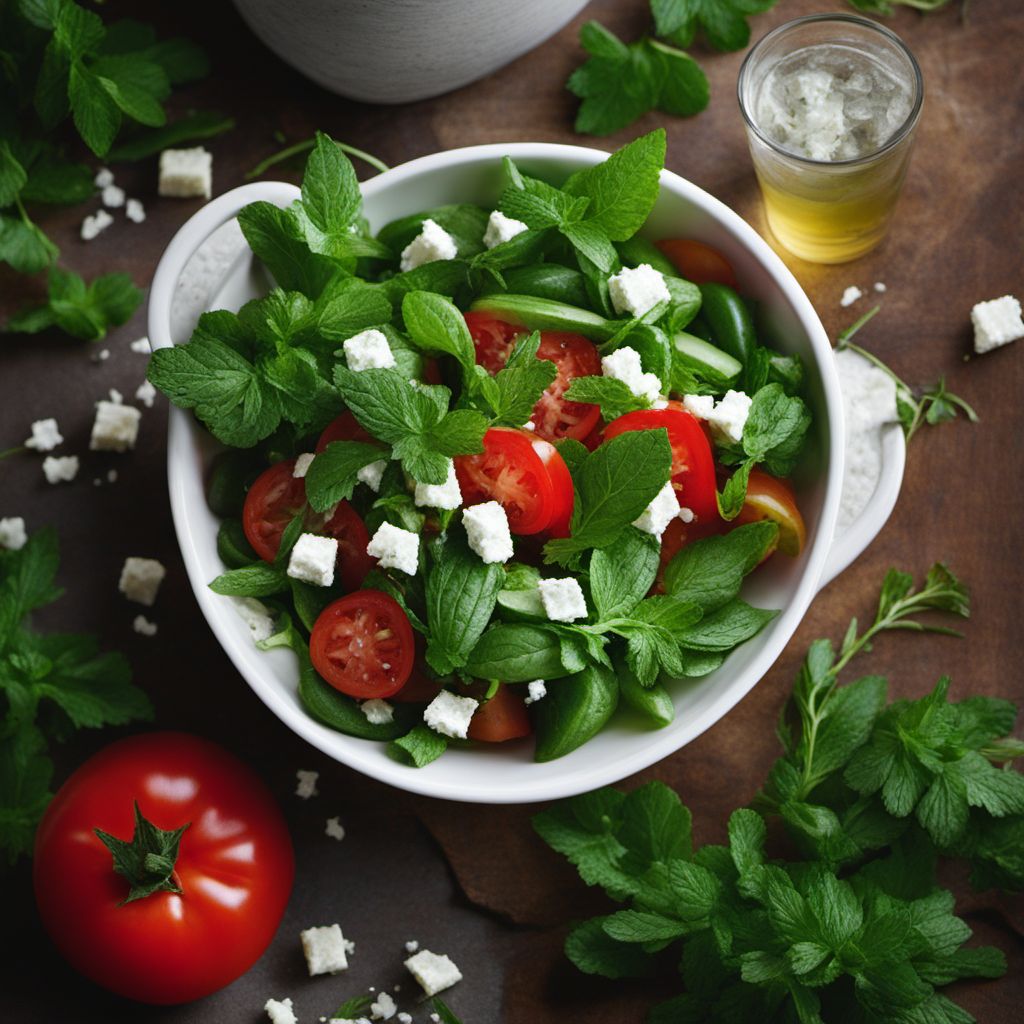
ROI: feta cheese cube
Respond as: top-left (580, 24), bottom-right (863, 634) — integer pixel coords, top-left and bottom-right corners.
top-left (25, 417), bottom-right (63, 451)
top-left (682, 394), bottom-right (715, 420)
top-left (300, 923), bottom-right (350, 976)
top-left (607, 263), bottom-right (671, 318)
top-left (538, 577), bottom-right (588, 622)
top-left (118, 557), bottom-right (166, 606)
top-left (357, 459), bottom-right (387, 492)
top-left (81, 209), bottom-right (113, 241)
top-left (94, 167), bottom-right (114, 188)
top-left (462, 501), bottom-right (513, 564)
top-left (524, 679), bottom-right (547, 705)
top-left (370, 992), bottom-right (396, 1020)
top-left (293, 453), bottom-right (315, 478)
top-left (840, 285), bottom-right (863, 307)
top-left (343, 328), bottom-right (396, 372)
top-left (101, 183), bottom-right (125, 208)
top-left (0, 517), bottom-right (28, 551)
top-left (264, 997), bottom-right (297, 1024)
top-left (971, 295), bottom-right (1024, 354)
top-left (423, 689), bottom-right (478, 740)
top-left (232, 596), bottom-right (277, 643)
top-left (399, 218), bottom-right (458, 272)
top-left (325, 816), bottom-right (346, 841)
top-left (89, 400), bottom-right (141, 452)
top-left (126, 198), bottom-right (146, 223)
top-left (295, 769), bottom-right (319, 800)
top-left (360, 698), bottom-right (394, 725)
top-left (632, 480), bottom-right (679, 538)
top-left (483, 210), bottom-right (528, 249)
top-left (287, 533), bottom-right (338, 587)
top-left (130, 337), bottom-right (151, 353)
top-left (414, 460), bottom-right (462, 510)
top-left (42, 455), bottom-right (79, 484)
top-left (158, 147), bottom-right (213, 199)
top-left (600, 345), bottom-right (661, 402)
top-left (132, 614), bottom-right (158, 637)
top-left (366, 522), bottom-right (419, 575)
top-left (135, 380), bottom-right (157, 408)
top-left (707, 389), bottom-right (752, 444)
top-left (404, 949), bottom-right (463, 997)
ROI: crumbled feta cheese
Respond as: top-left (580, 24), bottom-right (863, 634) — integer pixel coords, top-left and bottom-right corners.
top-left (601, 345), bottom-right (661, 402)
top-left (840, 285), bottom-right (863, 307)
top-left (483, 210), bottom-right (528, 249)
top-left (360, 699), bottom-right (394, 725)
top-left (287, 533), bottom-right (338, 587)
top-left (106, 469), bottom-right (118, 483)
top-left (101, 183), bottom-right (125, 208)
top-left (632, 480), bottom-right (679, 539)
top-left (343, 938), bottom-right (356, 956)
top-left (130, 337), bottom-right (151, 353)
top-left (682, 394), bottom-right (715, 420)
top-left (0, 517), bottom-right (28, 551)
top-left (325, 816), bottom-right (346, 841)
top-left (397, 1014), bottom-right (412, 1024)
top-left (404, 949), bottom-right (463, 997)
top-left (678, 506), bottom-right (695, 524)
top-left (132, 614), bottom-right (158, 637)
top-left (91, 348), bottom-right (111, 363)
top-left (430, 1016), bottom-right (440, 1024)
top-left (343, 328), bottom-right (396, 371)
top-left (538, 577), bottom-right (588, 623)
top-left (24, 417), bottom-right (63, 451)
top-left (89, 400), bottom-right (141, 452)
top-left (108, 388), bottom-right (123, 405)
top-left (607, 263), bottom-right (671, 318)
top-left (423, 689), bottom-right (478, 740)
top-left (265, 997), bottom-right (297, 1024)
top-left (399, 218), bottom-right (458, 272)
top-left (295, 769), bottom-right (319, 800)
top-left (357, 459), bottom-right (387, 493)
top-left (94, 167), bottom-right (114, 188)
top-left (135, 380), bottom-right (157, 408)
top-left (81, 209), bottom-right (113, 241)
top-left (119, 557), bottom-right (166, 606)
top-left (232, 596), bottom-right (277, 642)
top-left (652, 398), bottom-right (669, 410)
top-left (301, 924), bottom-right (350, 976)
top-left (42, 455), bottom-right (79, 484)
top-left (524, 679), bottom-right (547, 705)
top-left (293, 453), bottom-right (315, 478)
top-left (971, 295), bottom-right (1024, 354)
top-left (462, 501), bottom-right (513, 564)
top-left (370, 992), bottom-right (396, 1021)
top-left (414, 460), bottom-right (462, 510)
top-left (522, 420), bottom-right (536, 431)
top-left (874, 281), bottom-right (886, 293)
top-left (158, 147), bottom-right (213, 199)
top-left (404, 940), bottom-right (420, 954)
top-left (126, 198), bottom-right (146, 223)
top-left (366, 522), bottom-right (419, 575)
top-left (706, 389), bottom-right (752, 444)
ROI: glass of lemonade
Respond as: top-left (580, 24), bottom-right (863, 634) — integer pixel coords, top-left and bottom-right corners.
top-left (738, 14), bottom-right (923, 264)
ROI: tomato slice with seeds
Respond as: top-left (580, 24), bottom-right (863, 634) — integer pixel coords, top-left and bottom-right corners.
top-left (467, 684), bottom-right (532, 743)
top-left (323, 500), bottom-right (376, 592)
top-left (316, 411), bottom-right (371, 454)
top-left (656, 239), bottom-right (739, 289)
top-left (529, 331), bottom-right (601, 443)
top-left (242, 460), bottom-right (306, 563)
top-left (465, 311), bottom-right (522, 373)
top-left (310, 591), bottom-right (414, 699)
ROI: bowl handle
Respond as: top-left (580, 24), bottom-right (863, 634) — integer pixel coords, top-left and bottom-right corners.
top-left (817, 422), bottom-right (907, 591)
top-left (147, 181), bottom-right (302, 352)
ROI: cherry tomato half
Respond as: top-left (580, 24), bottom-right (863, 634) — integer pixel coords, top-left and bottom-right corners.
top-left (467, 684), bottom-right (532, 743)
top-left (33, 733), bottom-right (294, 1005)
top-left (324, 499), bottom-right (376, 591)
top-left (242, 459), bottom-right (306, 562)
top-left (530, 331), bottom-right (602, 443)
top-left (316, 411), bottom-right (371, 453)
top-left (310, 590), bottom-right (415, 699)
top-left (603, 405), bottom-right (719, 522)
top-left (734, 469), bottom-right (806, 557)
top-left (656, 239), bottom-right (739, 290)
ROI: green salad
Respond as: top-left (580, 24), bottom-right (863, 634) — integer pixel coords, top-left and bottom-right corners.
top-left (148, 129), bottom-right (813, 766)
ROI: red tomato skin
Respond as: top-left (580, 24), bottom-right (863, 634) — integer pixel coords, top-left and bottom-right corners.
top-left (464, 311), bottom-right (521, 373)
top-left (33, 733), bottom-right (294, 1006)
top-left (316, 411), bottom-right (371, 453)
top-left (324, 500), bottom-right (376, 592)
top-left (656, 239), bottom-right (739, 289)
top-left (529, 331), bottom-right (602, 443)
top-left (533, 436), bottom-right (575, 538)
top-left (243, 460), bottom-right (305, 563)
top-left (467, 684), bottom-right (532, 742)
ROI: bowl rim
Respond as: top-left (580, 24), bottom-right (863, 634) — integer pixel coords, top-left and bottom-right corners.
top-left (162, 141), bottom-right (844, 803)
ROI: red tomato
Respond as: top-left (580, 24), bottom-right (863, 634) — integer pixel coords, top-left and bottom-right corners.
top-left (656, 239), bottom-right (739, 289)
top-left (603, 405), bottom-right (719, 522)
top-left (464, 311), bottom-right (521, 373)
top-left (324, 500), bottom-right (376, 591)
top-left (533, 434), bottom-right (575, 538)
top-left (33, 733), bottom-right (293, 1005)
top-left (310, 590), bottom-right (415, 699)
top-left (530, 331), bottom-right (601, 443)
top-left (242, 460), bottom-right (306, 562)
top-left (467, 684), bottom-right (532, 743)
top-left (734, 469), bottom-right (806, 557)
top-left (315, 411), bottom-right (371, 453)
top-left (454, 427), bottom-right (573, 536)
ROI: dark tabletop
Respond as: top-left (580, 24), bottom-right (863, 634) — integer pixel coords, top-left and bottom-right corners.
top-left (2, 1), bottom-right (1022, 1021)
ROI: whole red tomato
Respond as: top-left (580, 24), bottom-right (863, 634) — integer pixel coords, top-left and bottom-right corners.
top-left (33, 732), bottom-right (294, 1005)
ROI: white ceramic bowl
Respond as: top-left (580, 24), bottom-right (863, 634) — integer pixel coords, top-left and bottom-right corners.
top-left (148, 143), bottom-right (905, 804)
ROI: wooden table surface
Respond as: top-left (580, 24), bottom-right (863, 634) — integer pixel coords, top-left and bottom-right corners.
top-left (2, 1), bottom-right (1022, 1021)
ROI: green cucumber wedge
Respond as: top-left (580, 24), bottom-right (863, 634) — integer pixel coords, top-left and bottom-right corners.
top-left (673, 331), bottom-right (743, 381)
top-left (469, 294), bottom-right (617, 341)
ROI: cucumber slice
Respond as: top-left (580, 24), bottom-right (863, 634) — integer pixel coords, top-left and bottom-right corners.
top-left (673, 331), bottom-right (743, 381)
top-left (469, 294), bottom-right (616, 341)
top-left (496, 587), bottom-right (546, 621)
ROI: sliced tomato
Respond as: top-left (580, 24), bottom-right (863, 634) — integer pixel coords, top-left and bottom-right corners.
top-left (242, 460), bottom-right (306, 563)
top-left (529, 331), bottom-right (601, 443)
top-left (464, 312), bottom-right (521, 373)
top-left (734, 469), bottom-right (806, 557)
top-left (310, 591), bottom-right (414, 699)
top-left (656, 239), bottom-right (739, 289)
top-left (532, 435), bottom-right (575, 538)
top-left (392, 666), bottom-right (443, 704)
top-left (323, 500), bottom-right (376, 591)
top-left (315, 411), bottom-right (371, 454)
top-left (603, 406), bottom-right (719, 522)
top-left (467, 684), bottom-right (532, 743)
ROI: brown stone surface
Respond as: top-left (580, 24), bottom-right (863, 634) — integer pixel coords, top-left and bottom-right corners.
top-left (2, 0), bottom-right (1022, 1021)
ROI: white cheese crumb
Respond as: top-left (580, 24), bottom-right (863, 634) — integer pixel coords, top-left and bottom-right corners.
top-left (132, 614), bottom-right (158, 637)
top-left (42, 455), bottom-right (79, 484)
top-left (293, 453), bottom-right (315, 478)
top-left (524, 679), bottom-right (547, 705)
top-left (301, 924), bottom-right (350, 976)
top-left (404, 949), bottom-right (464, 998)
top-left (232, 596), bottom-right (277, 642)
top-left (366, 522), bottom-right (420, 575)
top-left (360, 699), bottom-right (394, 725)
top-left (462, 500), bottom-right (513, 564)
top-left (106, 469), bottom-right (117, 484)
top-left (971, 295), bottom-right (1024, 354)
top-left (158, 147), bottom-right (213, 199)
top-left (126, 198), bottom-right (146, 223)
top-left (538, 577), bottom-right (588, 622)
top-left (287, 533), bottom-right (338, 587)
top-left (118, 557), bottom-right (166, 606)
top-left (678, 506), bottom-right (695, 524)
top-left (109, 388), bottom-right (124, 405)
top-left (682, 394), bottom-right (715, 420)
top-left (607, 263), bottom-right (671, 318)
top-left (325, 816), bottom-right (346, 841)
top-left (129, 337), bottom-right (151, 353)
top-left (370, 992), bottom-right (396, 1020)
top-left (431, 1016), bottom-right (440, 1024)
top-left (423, 689), bottom-right (479, 740)
top-left (343, 938), bottom-right (356, 955)
top-left (24, 417), bottom-right (63, 451)
top-left (91, 348), bottom-right (110, 363)
top-left (344, 328), bottom-right (396, 371)
top-left (705, 389), bottom-right (752, 444)
top-left (357, 459), bottom-right (387, 493)
top-left (135, 380), bottom-right (157, 408)
top-left (81, 209), bottom-right (113, 241)
top-left (295, 769), bottom-right (319, 800)
top-left (840, 285), bottom-right (863, 307)
top-left (874, 281), bottom-right (887, 293)
top-left (632, 480), bottom-right (679, 539)
top-left (652, 397), bottom-right (669, 410)
top-left (404, 940), bottom-right (420, 954)
top-left (399, 218), bottom-right (458, 272)
top-left (397, 1014), bottom-right (412, 1024)
top-left (0, 517), bottom-right (28, 551)
top-left (414, 460), bottom-right (462, 510)
top-left (522, 420), bottom-right (536, 431)
top-left (89, 400), bottom-right (141, 452)
top-left (483, 210), bottom-right (528, 249)
top-left (101, 183), bottom-right (125, 208)
top-left (600, 345), bottom-right (661, 402)
top-left (94, 167), bottom-right (114, 188)
top-left (265, 997), bottom-right (297, 1024)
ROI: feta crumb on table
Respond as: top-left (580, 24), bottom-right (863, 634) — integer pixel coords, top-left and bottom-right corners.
top-left (462, 501), bottom-right (513, 564)
top-left (132, 614), bottom-right (158, 637)
top-left (524, 679), bottom-right (547, 705)
top-left (600, 345), bottom-right (661, 402)
top-left (404, 949), bottom-right (463, 997)
top-left (25, 417), bottom-right (63, 451)
top-left (397, 1014), bottom-right (412, 1024)
top-left (158, 147), bottom-right (213, 199)
top-left (42, 455), bottom-right (79, 484)
top-left (287, 533), bottom-right (338, 587)
top-left (874, 281), bottom-right (886, 293)
top-left (343, 328), bottom-right (396, 372)
top-left (483, 210), bottom-right (528, 249)
top-left (325, 816), bottom-right (346, 841)
top-left (366, 522), bottom-right (420, 575)
top-left (608, 263), bottom-right (671, 317)
top-left (126, 198), bottom-right (146, 223)
top-left (101, 183), bottom-right (125, 208)
top-left (81, 209), bottom-right (113, 240)
top-left (971, 295), bottom-right (1024, 354)
top-left (94, 167), bottom-right (114, 188)
top-left (106, 469), bottom-right (118, 483)
top-left (118, 557), bottom-right (166, 606)
top-left (129, 337), bottom-right (151, 353)
top-left (295, 769), bottom-right (319, 800)
top-left (840, 285), bottom-right (863, 307)
top-left (91, 348), bottom-right (110, 362)
top-left (414, 460), bottom-right (462, 510)
top-left (632, 480), bottom-right (679, 539)
top-left (90, 400), bottom-right (141, 452)
top-left (538, 577), bottom-right (588, 623)
top-left (400, 218), bottom-right (458, 272)
top-left (0, 517), bottom-right (28, 551)
top-left (108, 388), bottom-right (123, 405)
top-left (293, 453), bottom-right (316, 478)
top-left (360, 698), bottom-right (394, 725)
top-left (423, 689), bottom-right (478, 739)
top-left (404, 939), bottom-right (420, 954)
top-left (301, 923), bottom-right (350, 976)
top-left (370, 992), bottom-right (396, 1020)
top-left (135, 380), bottom-right (157, 408)
top-left (265, 997), bottom-right (297, 1024)
top-left (232, 596), bottom-right (277, 642)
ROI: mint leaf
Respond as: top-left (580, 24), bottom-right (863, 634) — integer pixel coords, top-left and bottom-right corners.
top-left (0, 214), bottom-right (59, 276)
top-left (564, 375), bottom-right (651, 421)
top-left (476, 332), bottom-right (557, 427)
top-left (390, 724), bottom-right (448, 767)
top-left (107, 111), bottom-right (234, 161)
top-left (68, 63), bottom-right (122, 156)
top-left (566, 917), bottom-right (659, 978)
top-left (91, 53), bottom-right (169, 127)
top-left (0, 143), bottom-right (27, 208)
top-left (652, 0), bottom-right (776, 53)
top-left (675, 599), bottom-right (776, 652)
top-left (402, 290), bottom-right (476, 376)
top-left (208, 563), bottom-right (287, 597)
top-left (465, 624), bottom-right (571, 682)
top-left (304, 441), bottom-right (387, 513)
top-left (589, 528), bottom-right (660, 620)
top-left (742, 384), bottom-right (812, 476)
top-left (300, 131), bottom-right (361, 243)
